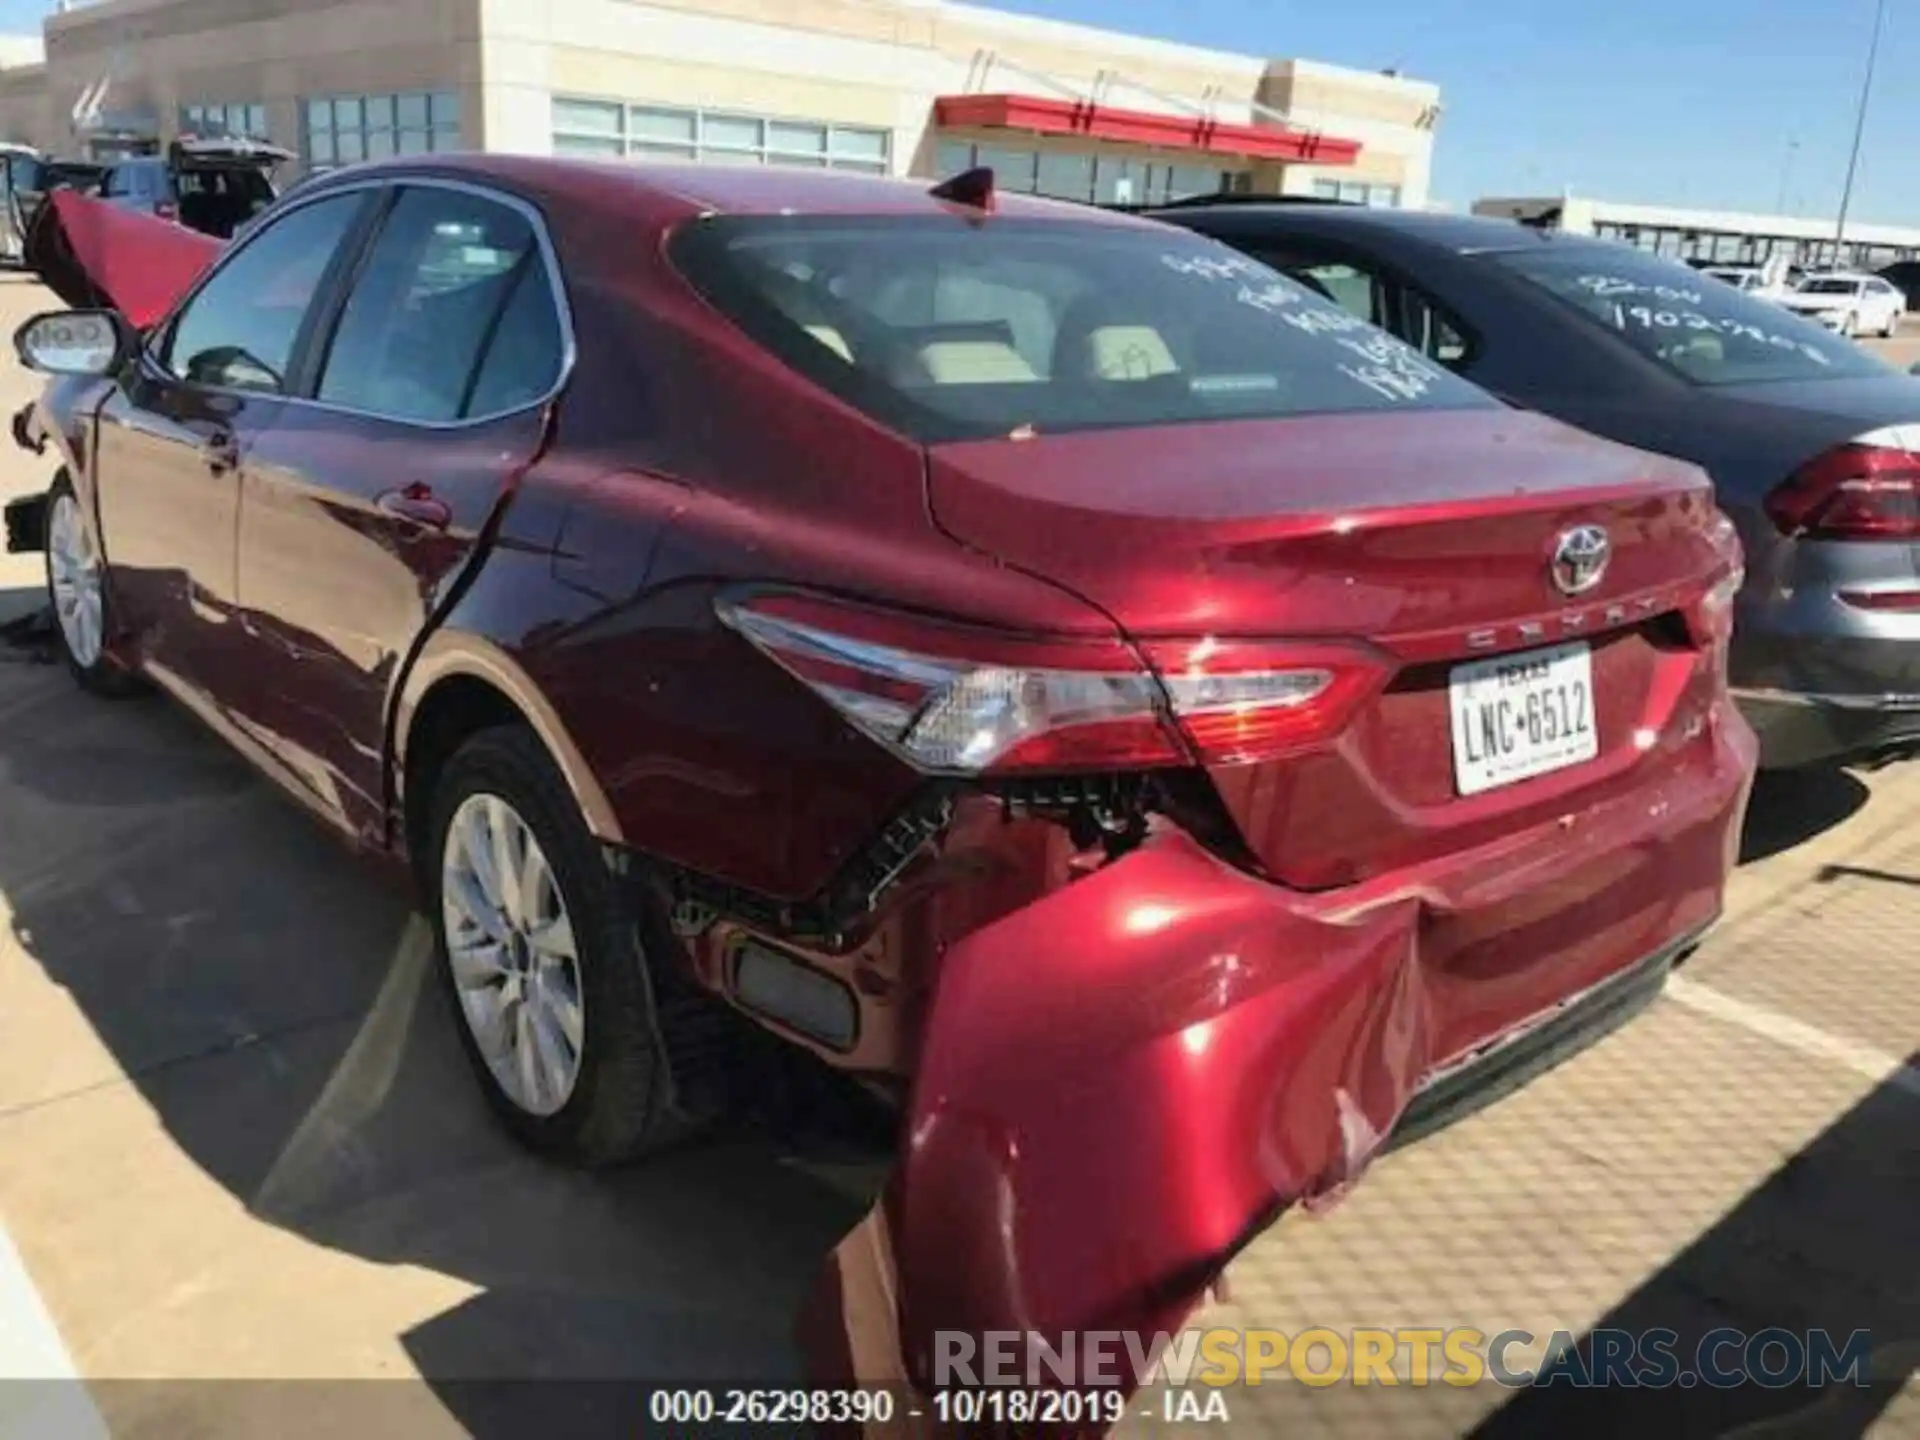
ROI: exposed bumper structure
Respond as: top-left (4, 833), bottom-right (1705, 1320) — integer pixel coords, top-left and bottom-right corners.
top-left (807, 700), bottom-right (1755, 1402)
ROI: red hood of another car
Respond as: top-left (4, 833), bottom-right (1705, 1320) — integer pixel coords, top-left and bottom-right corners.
top-left (25, 188), bottom-right (222, 328)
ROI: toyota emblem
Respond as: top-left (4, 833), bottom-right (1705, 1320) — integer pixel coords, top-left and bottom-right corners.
top-left (1550, 525), bottom-right (1610, 596)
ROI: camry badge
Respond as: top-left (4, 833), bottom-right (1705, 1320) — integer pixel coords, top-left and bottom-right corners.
top-left (1550, 525), bottom-right (1610, 597)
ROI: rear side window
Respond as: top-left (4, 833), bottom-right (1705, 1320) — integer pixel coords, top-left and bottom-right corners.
top-left (315, 187), bottom-right (562, 422)
top-left (1496, 246), bottom-right (1891, 385)
top-left (671, 215), bottom-right (1496, 444)
top-left (1290, 260), bottom-right (1386, 326)
top-left (463, 263), bottom-right (566, 417)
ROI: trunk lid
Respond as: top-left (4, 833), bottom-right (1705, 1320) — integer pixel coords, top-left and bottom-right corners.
top-left (927, 408), bottom-right (1732, 888)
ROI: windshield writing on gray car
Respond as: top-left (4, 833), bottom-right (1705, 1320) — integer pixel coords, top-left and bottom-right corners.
top-left (1495, 248), bottom-right (1892, 386)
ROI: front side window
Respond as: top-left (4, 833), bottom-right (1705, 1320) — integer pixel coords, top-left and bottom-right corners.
top-left (162, 193), bottom-right (363, 392)
top-left (4, 155), bottom-right (44, 191)
top-left (315, 187), bottom-right (560, 421)
top-left (672, 215), bottom-right (1496, 444)
top-left (1493, 245), bottom-right (1891, 386)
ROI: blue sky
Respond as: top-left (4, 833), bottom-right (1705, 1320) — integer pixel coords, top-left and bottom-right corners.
top-left (996, 0), bottom-right (1908, 219)
top-left (0, 0), bottom-right (1907, 221)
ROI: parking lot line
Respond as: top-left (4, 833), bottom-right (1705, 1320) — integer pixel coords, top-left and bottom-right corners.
top-left (0, 1225), bottom-right (109, 1440)
top-left (1665, 976), bottom-right (1920, 1099)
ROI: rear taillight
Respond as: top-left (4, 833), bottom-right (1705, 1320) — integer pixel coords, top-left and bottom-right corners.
top-left (717, 593), bottom-right (1385, 775)
top-left (1139, 635), bottom-right (1387, 765)
top-left (1765, 437), bottom-right (1920, 541)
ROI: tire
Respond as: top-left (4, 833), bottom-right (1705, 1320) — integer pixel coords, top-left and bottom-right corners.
top-left (43, 471), bottom-right (139, 696)
top-left (424, 724), bottom-right (702, 1166)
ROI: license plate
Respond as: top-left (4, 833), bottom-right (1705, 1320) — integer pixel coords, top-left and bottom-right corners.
top-left (1448, 641), bottom-right (1598, 797)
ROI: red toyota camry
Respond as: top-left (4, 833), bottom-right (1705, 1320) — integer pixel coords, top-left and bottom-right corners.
top-left (8, 158), bottom-right (1754, 1396)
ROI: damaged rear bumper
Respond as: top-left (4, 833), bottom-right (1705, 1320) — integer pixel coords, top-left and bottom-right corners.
top-left (807, 704), bottom-right (1755, 1396)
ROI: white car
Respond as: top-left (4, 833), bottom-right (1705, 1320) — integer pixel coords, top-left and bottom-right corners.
top-left (1701, 265), bottom-right (1795, 304)
top-left (1777, 272), bottom-right (1905, 338)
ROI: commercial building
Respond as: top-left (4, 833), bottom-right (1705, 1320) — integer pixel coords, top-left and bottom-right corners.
top-left (1474, 193), bottom-right (1920, 274)
top-left (0, 0), bottom-right (1440, 208)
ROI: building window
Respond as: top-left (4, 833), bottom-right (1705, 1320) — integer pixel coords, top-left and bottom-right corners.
top-left (302, 90), bottom-right (460, 171)
top-left (1311, 179), bottom-right (1402, 208)
top-left (936, 139), bottom-right (1238, 205)
top-left (552, 97), bottom-right (891, 174)
top-left (180, 102), bottom-right (269, 141)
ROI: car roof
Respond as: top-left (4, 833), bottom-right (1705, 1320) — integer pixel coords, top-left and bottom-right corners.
top-left (301, 153), bottom-right (1156, 231)
top-left (1136, 198), bottom-right (1571, 255)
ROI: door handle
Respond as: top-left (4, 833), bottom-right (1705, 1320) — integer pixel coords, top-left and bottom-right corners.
top-left (375, 483), bottom-right (452, 530)
top-left (203, 427), bottom-right (238, 473)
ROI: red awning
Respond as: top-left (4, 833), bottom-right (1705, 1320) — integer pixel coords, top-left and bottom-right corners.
top-left (933, 92), bottom-right (1362, 166)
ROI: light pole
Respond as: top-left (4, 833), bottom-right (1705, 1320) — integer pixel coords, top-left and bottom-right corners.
top-left (1833, 0), bottom-right (1889, 264)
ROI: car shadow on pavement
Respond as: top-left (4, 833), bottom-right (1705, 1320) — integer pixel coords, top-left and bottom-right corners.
top-left (1738, 767), bottom-right (1871, 865)
top-left (1464, 1053), bottom-right (1920, 1439)
top-left (0, 597), bottom-right (873, 1435)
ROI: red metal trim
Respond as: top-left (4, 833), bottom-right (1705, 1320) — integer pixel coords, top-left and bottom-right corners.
top-left (933, 92), bottom-right (1363, 166)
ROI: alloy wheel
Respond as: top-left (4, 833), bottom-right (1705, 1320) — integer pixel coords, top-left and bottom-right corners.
top-left (47, 490), bottom-right (104, 669)
top-left (440, 791), bottom-right (586, 1117)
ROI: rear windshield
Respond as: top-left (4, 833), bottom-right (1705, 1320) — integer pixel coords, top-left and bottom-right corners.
top-left (1798, 277), bottom-right (1860, 295)
top-left (1493, 245), bottom-right (1890, 386)
top-left (671, 214), bottom-right (1497, 443)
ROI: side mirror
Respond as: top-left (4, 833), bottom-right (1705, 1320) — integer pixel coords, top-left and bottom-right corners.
top-left (13, 308), bottom-right (132, 377)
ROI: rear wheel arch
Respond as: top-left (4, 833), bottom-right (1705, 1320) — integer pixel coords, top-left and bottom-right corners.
top-left (392, 636), bottom-right (622, 877)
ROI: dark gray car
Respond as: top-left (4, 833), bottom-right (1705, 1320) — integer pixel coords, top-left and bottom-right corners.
top-left (1144, 200), bottom-right (1920, 768)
